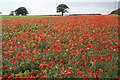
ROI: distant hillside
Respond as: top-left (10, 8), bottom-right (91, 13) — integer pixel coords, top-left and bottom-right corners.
top-left (110, 8), bottom-right (120, 15)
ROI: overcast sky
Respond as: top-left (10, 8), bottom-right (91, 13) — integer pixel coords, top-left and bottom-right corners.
top-left (0, 0), bottom-right (119, 15)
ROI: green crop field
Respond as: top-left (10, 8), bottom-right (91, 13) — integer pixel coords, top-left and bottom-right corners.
top-left (1, 15), bottom-right (51, 20)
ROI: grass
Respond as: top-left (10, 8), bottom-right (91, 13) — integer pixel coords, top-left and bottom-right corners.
top-left (1, 15), bottom-right (51, 20)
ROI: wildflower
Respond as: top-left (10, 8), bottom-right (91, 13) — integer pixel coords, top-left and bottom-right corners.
top-left (48, 62), bottom-right (53, 67)
top-left (99, 56), bottom-right (104, 62)
top-left (41, 75), bottom-right (46, 78)
top-left (106, 55), bottom-right (112, 61)
top-left (77, 71), bottom-right (82, 76)
top-left (34, 70), bottom-right (38, 73)
top-left (81, 74), bottom-right (86, 78)
top-left (69, 67), bottom-right (73, 71)
top-left (60, 59), bottom-right (64, 64)
top-left (42, 57), bottom-right (46, 61)
top-left (42, 70), bottom-right (47, 75)
top-left (36, 74), bottom-right (40, 78)
top-left (12, 58), bottom-right (15, 64)
top-left (3, 73), bottom-right (8, 78)
top-left (15, 74), bottom-right (20, 78)
top-left (53, 66), bottom-right (57, 70)
top-left (39, 63), bottom-right (47, 68)
top-left (8, 74), bottom-right (14, 79)
top-left (55, 57), bottom-right (59, 62)
top-left (98, 68), bottom-right (103, 74)
top-left (90, 59), bottom-right (96, 65)
top-left (22, 74), bottom-right (26, 77)
top-left (82, 54), bottom-right (86, 60)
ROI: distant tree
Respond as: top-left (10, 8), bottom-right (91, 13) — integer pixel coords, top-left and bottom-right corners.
top-left (0, 12), bottom-right (1, 14)
top-left (110, 8), bottom-right (120, 15)
top-left (56, 4), bottom-right (69, 16)
top-left (15, 7), bottom-right (28, 16)
top-left (9, 11), bottom-right (15, 16)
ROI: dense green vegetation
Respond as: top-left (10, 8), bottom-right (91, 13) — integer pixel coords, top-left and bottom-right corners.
top-left (110, 8), bottom-right (120, 15)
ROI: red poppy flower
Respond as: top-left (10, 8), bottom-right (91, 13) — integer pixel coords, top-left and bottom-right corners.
top-left (48, 62), bottom-right (53, 67)
top-left (3, 73), bottom-right (8, 78)
top-left (60, 59), bottom-right (64, 64)
top-left (8, 74), bottom-right (14, 79)
top-left (98, 68), bottom-right (103, 74)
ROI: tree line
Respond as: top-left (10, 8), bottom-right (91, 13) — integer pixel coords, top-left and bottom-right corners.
top-left (9, 4), bottom-right (69, 16)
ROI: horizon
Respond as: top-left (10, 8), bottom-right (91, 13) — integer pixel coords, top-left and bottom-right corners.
top-left (0, 0), bottom-right (119, 15)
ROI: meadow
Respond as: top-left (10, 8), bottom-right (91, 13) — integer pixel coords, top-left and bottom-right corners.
top-left (2, 15), bottom-right (50, 20)
top-left (1, 15), bottom-right (120, 79)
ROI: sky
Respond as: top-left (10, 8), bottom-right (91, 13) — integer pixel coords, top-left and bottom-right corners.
top-left (0, 0), bottom-right (119, 15)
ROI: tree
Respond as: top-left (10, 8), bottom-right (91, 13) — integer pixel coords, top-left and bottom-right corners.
top-left (110, 8), bottom-right (120, 15)
top-left (9, 11), bottom-right (15, 16)
top-left (15, 7), bottom-right (28, 16)
top-left (56, 4), bottom-right (69, 16)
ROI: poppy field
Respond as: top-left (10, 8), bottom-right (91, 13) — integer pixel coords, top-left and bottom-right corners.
top-left (1, 15), bottom-right (120, 79)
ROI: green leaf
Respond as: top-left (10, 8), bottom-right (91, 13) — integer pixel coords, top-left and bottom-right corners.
top-left (24, 70), bottom-right (30, 76)
top-left (60, 38), bottom-right (69, 44)
top-left (39, 41), bottom-right (46, 50)
top-left (18, 72), bottom-right (23, 77)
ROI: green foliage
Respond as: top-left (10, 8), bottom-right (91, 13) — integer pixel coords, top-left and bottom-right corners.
top-left (39, 41), bottom-right (47, 51)
top-left (57, 4), bottom-right (69, 16)
top-left (60, 38), bottom-right (69, 44)
top-left (15, 7), bottom-right (28, 16)
top-left (110, 8), bottom-right (120, 15)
